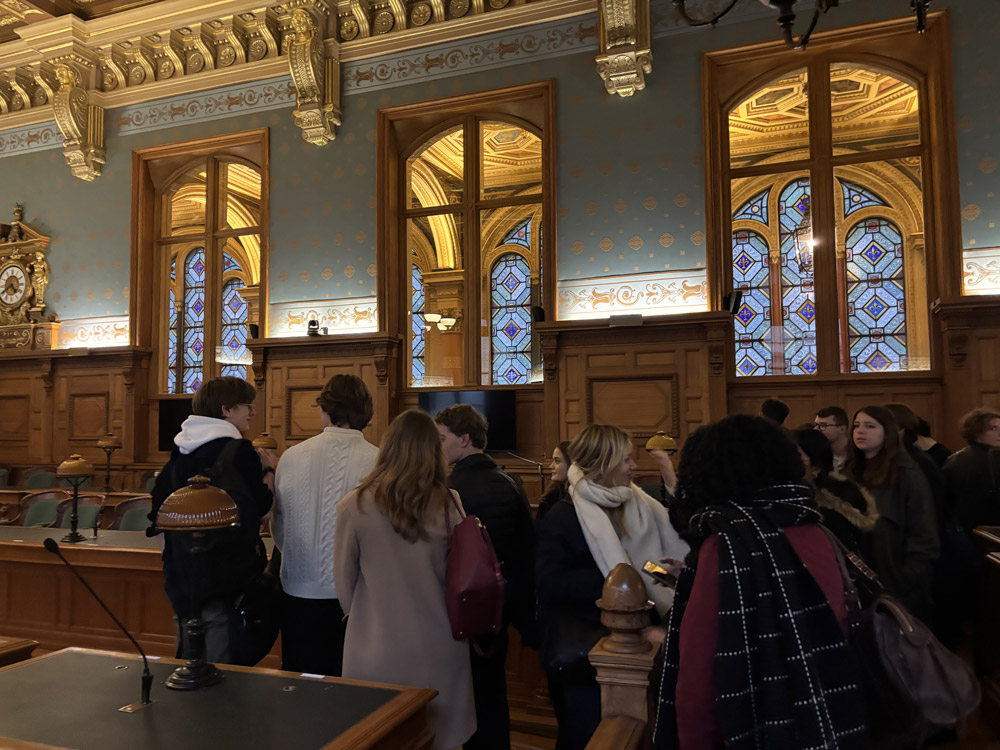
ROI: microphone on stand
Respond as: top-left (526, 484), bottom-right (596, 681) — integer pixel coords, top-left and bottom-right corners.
top-left (504, 451), bottom-right (548, 492)
top-left (43, 537), bottom-right (153, 707)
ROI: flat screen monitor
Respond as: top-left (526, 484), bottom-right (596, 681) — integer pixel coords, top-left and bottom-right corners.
top-left (158, 398), bottom-right (193, 452)
top-left (417, 390), bottom-right (518, 451)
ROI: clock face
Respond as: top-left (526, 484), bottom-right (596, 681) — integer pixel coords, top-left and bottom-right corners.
top-left (0, 263), bottom-right (27, 307)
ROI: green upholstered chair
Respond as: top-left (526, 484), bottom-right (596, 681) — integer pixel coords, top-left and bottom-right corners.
top-left (25, 471), bottom-right (57, 490)
top-left (55, 495), bottom-right (104, 530)
top-left (0, 468), bottom-right (9, 487)
top-left (19, 491), bottom-right (69, 527)
top-left (110, 495), bottom-right (152, 531)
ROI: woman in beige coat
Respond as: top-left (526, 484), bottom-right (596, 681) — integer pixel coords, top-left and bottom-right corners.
top-left (334, 409), bottom-right (476, 749)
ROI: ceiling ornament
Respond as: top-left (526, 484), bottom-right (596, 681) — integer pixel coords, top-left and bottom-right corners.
top-left (673, 0), bottom-right (932, 51)
top-left (287, 6), bottom-right (342, 145)
top-left (596, 0), bottom-right (652, 97)
top-left (52, 63), bottom-right (105, 181)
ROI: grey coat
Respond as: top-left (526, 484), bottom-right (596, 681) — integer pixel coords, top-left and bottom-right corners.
top-left (334, 489), bottom-right (476, 749)
top-left (860, 455), bottom-right (940, 622)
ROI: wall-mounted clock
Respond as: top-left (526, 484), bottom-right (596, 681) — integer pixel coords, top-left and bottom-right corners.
top-left (0, 262), bottom-right (28, 308)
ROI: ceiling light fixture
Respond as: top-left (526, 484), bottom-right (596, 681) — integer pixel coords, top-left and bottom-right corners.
top-left (673, 0), bottom-right (931, 51)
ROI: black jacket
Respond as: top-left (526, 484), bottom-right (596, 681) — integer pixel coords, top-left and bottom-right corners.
top-left (150, 437), bottom-right (272, 617)
top-left (944, 443), bottom-right (1000, 530)
top-left (448, 453), bottom-right (536, 641)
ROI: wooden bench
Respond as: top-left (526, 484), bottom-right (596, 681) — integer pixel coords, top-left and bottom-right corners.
top-left (0, 636), bottom-right (37, 668)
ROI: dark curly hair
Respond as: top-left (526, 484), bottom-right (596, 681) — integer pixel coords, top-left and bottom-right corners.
top-left (792, 428), bottom-right (834, 483)
top-left (675, 415), bottom-right (805, 529)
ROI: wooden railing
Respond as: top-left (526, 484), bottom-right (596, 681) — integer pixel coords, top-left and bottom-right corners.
top-left (585, 563), bottom-right (660, 750)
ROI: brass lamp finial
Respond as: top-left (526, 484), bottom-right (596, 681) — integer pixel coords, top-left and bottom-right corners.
top-left (56, 454), bottom-right (94, 478)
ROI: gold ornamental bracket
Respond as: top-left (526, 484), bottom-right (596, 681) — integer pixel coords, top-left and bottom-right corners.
top-left (52, 62), bottom-right (105, 181)
top-left (284, 5), bottom-right (341, 146)
top-left (595, 0), bottom-right (652, 98)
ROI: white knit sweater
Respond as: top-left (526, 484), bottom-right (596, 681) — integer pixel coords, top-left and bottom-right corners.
top-left (273, 426), bottom-right (378, 599)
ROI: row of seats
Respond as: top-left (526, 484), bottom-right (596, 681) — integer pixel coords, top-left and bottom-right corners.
top-left (0, 492), bottom-right (152, 531)
top-left (0, 467), bottom-right (158, 492)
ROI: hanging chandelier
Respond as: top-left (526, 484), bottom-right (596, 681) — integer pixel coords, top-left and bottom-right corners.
top-left (673, 0), bottom-right (932, 51)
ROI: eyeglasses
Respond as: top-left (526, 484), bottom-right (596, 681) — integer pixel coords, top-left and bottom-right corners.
top-left (813, 422), bottom-right (844, 430)
top-left (238, 403), bottom-right (256, 412)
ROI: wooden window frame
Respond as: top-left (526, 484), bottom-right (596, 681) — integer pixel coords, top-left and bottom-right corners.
top-left (130, 128), bottom-right (269, 445)
top-left (376, 81), bottom-right (556, 390)
top-left (703, 12), bottom-right (960, 379)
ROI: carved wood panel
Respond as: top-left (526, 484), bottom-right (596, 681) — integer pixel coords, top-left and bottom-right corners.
top-left (0, 395), bottom-right (29, 443)
top-left (588, 376), bottom-right (679, 442)
top-left (68, 393), bottom-right (109, 440)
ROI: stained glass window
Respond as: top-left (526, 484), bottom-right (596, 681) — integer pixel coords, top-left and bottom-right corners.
top-left (732, 229), bottom-right (773, 377)
top-left (490, 253), bottom-right (532, 385)
top-left (223, 252), bottom-right (243, 273)
top-left (777, 179), bottom-right (818, 375)
top-left (167, 287), bottom-right (178, 393)
top-left (840, 179), bottom-right (888, 217)
top-left (501, 218), bottom-right (531, 248)
top-left (845, 218), bottom-right (907, 372)
top-left (220, 278), bottom-right (248, 379)
top-left (181, 248), bottom-right (206, 394)
top-left (733, 187), bottom-right (771, 225)
top-left (411, 265), bottom-right (425, 385)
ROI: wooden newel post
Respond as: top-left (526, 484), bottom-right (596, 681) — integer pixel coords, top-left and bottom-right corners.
top-left (588, 563), bottom-right (659, 728)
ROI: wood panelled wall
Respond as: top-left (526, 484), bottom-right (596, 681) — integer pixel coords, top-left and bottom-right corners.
top-left (1, 298), bottom-right (1000, 478)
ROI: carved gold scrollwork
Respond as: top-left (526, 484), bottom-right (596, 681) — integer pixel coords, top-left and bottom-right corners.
top-left (287, 8), bottom-right (341, 146)
top-left (96, 45), bottom-right (127, 91)
top-left (143, 31), bottom-right (185, 81)
top-left (235, 9), bottom-right (280, 63)
top-left (349, 0), bottom-right (371, 38)
top-left (175, 24), bottom-right (216, 75)
top-left (387, 0), bottom-right (407, 31)
top-left (52, 64), bottom-right (105, 182)
top-left (2, 68), bottom-right (34, 111)
top-left (116, 39), bottom-right (156, 87)
top-left (596, 0), bottom-right (652, 97)
top-left (28, 61), bottom-right (57, 106)
top-left (428, 0), bottom-right (446, 22)
top-left (207, 18), bottom-right (248, 68)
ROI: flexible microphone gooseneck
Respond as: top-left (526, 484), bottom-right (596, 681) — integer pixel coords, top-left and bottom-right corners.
top-left (504, 451), bottom-right (547, 491)
top-left (43, 537), bottom-right (153, 706)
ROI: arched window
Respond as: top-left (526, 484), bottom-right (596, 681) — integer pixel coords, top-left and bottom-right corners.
top-left (379, 82), bottom-right (554, 389)
top-left (155, 153), bottom-right (263, 394)
top-left (490, 253), bottom-right (532, 385)
top-left (715, 46), bottom-right (943, 376)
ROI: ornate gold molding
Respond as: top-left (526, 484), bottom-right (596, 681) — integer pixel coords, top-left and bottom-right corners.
top-left (595, 0), bottom-right (651, 98)
top-left (52, 62), bottom-right (105, 180)
top-left (285, 5), bottom-right (340, 144)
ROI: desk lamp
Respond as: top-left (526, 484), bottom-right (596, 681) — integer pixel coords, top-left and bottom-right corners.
top-left (644, 431), bottom-right (678, 505)
top-left (156, 475), bottom-right (239, 690)
top-left (251, 433), bottom-right (277, 450)
top-left (56, 454), bottom-right (94, 544)
top-left (97, 433), bottom-right (122, 492)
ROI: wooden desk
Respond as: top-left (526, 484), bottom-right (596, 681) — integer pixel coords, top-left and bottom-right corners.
top-left (0, 648), bottom-right (436, 749)
top-left (0, 635), bottom-right (36, 667)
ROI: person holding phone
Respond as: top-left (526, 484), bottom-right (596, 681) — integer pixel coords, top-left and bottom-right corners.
top-left (536, 423), bottom-right (687, 750)
top-left (651, 415), bottom-right (866, 750)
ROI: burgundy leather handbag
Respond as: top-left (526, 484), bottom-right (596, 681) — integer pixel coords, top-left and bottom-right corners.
top-left (444, 495), bottom-right (506, 642)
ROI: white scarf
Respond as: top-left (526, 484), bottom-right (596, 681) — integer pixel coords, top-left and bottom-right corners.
top-left (568, 463), bottom-right (689, 616)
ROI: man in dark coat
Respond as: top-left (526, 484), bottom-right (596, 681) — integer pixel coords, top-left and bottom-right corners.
top-left (435, 403), bottom-right (535, 750)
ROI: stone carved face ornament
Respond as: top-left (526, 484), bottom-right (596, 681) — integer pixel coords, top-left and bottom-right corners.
top-left (292, 8), bottom-right (314, 42)
top-left (54, 64), bottom-right (77, 89)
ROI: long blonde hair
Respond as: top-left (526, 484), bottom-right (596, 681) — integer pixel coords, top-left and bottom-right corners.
top-left (357, 409), bottom-right (452, 542)
top-left (568, 424), bottom-right (633, 536)
top-left (569, 424), bottom-right (633, 485)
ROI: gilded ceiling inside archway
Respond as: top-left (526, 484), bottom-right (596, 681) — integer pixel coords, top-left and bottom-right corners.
top-left (729, 66), bottom-right (920, 167)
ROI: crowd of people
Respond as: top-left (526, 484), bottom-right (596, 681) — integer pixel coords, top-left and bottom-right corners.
top-left (147, 376), bottom-right (1000, 749)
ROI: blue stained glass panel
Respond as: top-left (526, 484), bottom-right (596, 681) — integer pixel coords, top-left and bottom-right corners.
top-left (500, 218), bottom-right (531, 249)
top-left (167, 287), bottom-right (177, 393)
top-left (223, 252), bottom-right (243, 273)
top-left (845, 218), bottom-right (907, 372)
top-left (731, 229), bottom-right (772, 377)
top-left (411, 265), bottom-right (425, 385)
top-left (220, 278), bottom-right (248, 380)
top-left (733, 187), bottom-right (771, 225)
top-left (181, 247), bottom-right (205, 394)
top-left (840, 179), bottom-right (888, 218)
top-left (490, 253), bottom-right (531, 385)
top-left (777, 179), bottom-right (818, 375)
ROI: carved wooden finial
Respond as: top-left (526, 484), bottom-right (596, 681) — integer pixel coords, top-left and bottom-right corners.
top-left (595, 562), bottom-right (653, 655)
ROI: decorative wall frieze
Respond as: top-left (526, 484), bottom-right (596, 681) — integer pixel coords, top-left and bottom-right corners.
top-left (595, 0), bottom-right (650, 97)
top-left (52, 62), bottom-right (104, 180)
top-left (267, 296), bottom-right (378, 337)
top-left (55, 315), bottom-right (129, 349)
top-left (962, 246), bottom-right (1000, 296)
top-left (557, 268), bottom-right (708, 321)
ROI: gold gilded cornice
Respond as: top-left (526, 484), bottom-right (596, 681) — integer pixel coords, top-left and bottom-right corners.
top-left (595, 0), bottom-right (649, 97)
